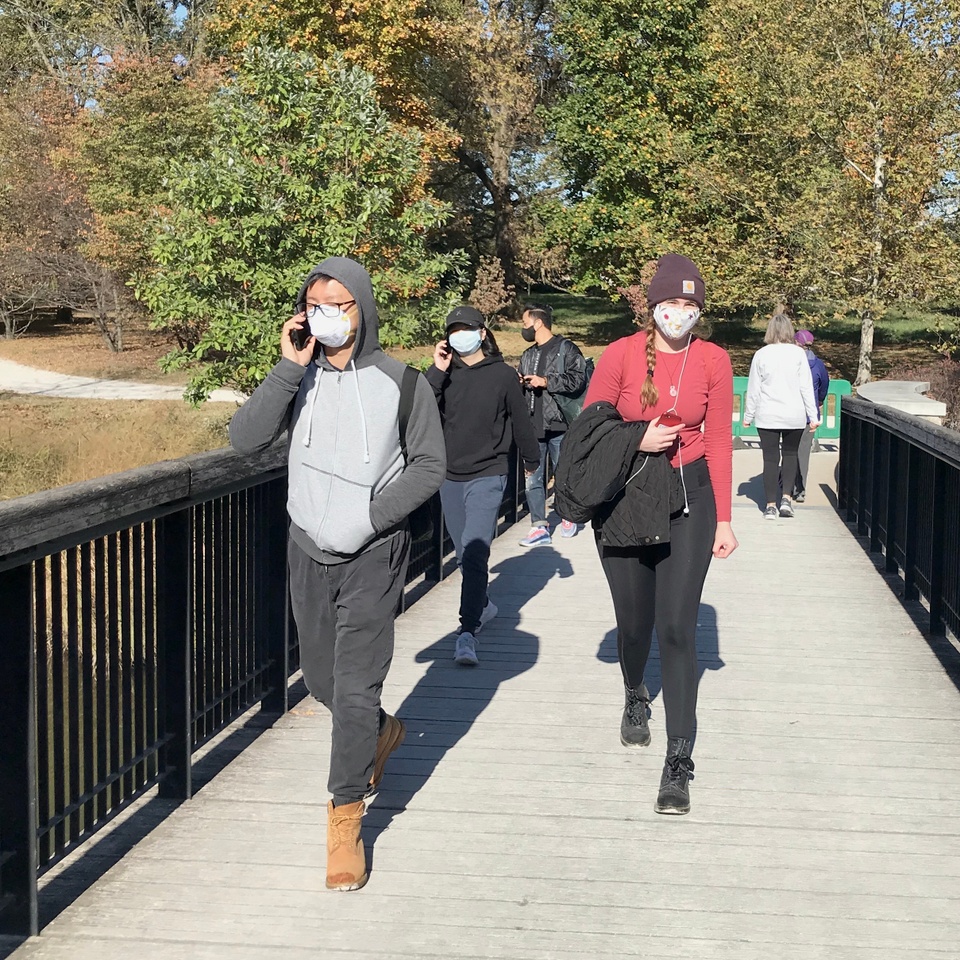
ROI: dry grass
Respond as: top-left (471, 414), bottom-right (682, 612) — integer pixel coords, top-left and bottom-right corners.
top-left (0, 312), bottom-right (184, 383)
top-left (0, 394), bottom-right (235, 500)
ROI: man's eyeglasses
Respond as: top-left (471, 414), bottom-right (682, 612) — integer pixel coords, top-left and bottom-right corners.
top-left (298, 300), bottom-right (356, 320)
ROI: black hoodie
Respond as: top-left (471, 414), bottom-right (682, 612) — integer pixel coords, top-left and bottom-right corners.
top-left (425, 353), bottom-right (541, 481)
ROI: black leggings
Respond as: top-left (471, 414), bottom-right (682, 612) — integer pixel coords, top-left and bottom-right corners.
top-left (597, 458), bottom-right (716, 740)
top-left (757, 428), bottom-right (803, 505)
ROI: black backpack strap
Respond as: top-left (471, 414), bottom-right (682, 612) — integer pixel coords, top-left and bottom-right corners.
top-left (399, 365), bottom-right (418, 462)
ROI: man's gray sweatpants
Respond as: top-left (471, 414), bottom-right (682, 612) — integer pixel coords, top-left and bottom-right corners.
top-left (287, 532), bottom-right (410, 806)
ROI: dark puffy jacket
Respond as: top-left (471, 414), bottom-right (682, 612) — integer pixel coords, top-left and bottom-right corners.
top-left (553, 401), bottom-right (685, 547)
top-left (518, 337), bottom-right (588, 428)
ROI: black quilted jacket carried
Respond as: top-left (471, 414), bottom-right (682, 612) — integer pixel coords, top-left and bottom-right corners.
top-left (553, 401), bottom-right (684, 547)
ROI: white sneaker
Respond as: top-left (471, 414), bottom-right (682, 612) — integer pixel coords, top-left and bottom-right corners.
top-left (454, 632), bottom-right (479, 666)
top-left (477, 600), bottom-right (498, 634)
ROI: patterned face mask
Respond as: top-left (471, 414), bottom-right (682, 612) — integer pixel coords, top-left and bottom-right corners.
top-left (653, 302), bottom-right (700, 340)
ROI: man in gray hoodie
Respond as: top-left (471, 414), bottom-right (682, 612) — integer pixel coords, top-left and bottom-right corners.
top-left (229, 256), bottom-right (445, 892)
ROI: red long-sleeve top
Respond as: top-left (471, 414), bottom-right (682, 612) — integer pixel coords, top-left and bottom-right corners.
top-left (584, 332), bottom-right (734, 522)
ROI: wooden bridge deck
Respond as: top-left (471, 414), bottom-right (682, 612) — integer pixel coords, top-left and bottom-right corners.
top-left (6, 450), bottom-right (960, 960)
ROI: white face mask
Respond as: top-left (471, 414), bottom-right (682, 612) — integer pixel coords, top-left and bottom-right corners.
top-left (448, 329), bottom-right (483, 356)
top-left (306, 306), bottom-right (353, 348)
top-left (653, 302), bottom-right (700, 340)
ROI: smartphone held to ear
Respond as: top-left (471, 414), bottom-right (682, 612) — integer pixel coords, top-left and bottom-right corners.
top-left (290, 324), bottom-right (311, 351)
top-left (658, 411), bottom-right (683, 428)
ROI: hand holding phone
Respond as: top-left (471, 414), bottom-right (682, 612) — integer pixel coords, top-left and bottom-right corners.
top-left (281, 313), bottom-right (315, 365)
top-left (434, 339), bottom-right (453, 371)
top-left (658, 411), bottom-right (683, 428)
top-left (289, 323), bottom-right (311, 351)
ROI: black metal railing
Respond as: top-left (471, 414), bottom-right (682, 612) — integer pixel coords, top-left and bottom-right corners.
top-left (838, 396), bottom-right (960, 640)
top-left (0, 442), bottom-right (528, 936)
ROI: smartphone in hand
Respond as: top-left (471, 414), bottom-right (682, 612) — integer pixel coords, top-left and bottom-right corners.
top-left (290, 324), bottom-right (311, 351)
top-left (658, 411), bottom-right (683, 428)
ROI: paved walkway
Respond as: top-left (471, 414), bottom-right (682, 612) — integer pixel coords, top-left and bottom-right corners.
top-left (0, 359), bottom-right (244, 403)
top-left (7, 449), bottom-right (960, 959)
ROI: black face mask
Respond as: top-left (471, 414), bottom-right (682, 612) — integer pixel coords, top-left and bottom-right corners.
top-left (521, 325), bottom-right (537, 342)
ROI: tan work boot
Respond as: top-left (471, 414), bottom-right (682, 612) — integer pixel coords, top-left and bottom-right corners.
top-left (366, 714), bottom-right (406, 796)
top-left (326, 800), bottom-right (368, 891)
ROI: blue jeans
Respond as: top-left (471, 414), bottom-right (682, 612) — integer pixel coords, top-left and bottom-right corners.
top-left (525, 432), bottom-right (564, 526)
top-left (440, 475), bottom-right (507, 634)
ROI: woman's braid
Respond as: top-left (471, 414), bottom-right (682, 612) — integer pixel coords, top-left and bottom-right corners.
top-left (641, 311), bottom-right (659, 410)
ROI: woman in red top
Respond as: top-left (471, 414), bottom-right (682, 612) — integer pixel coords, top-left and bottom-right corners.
top-left (585, 254), bottom-right (738, 815)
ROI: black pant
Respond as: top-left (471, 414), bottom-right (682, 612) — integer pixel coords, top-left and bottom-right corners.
top-left (757, 428), bottom-right (803, 504)
top-left (597, 458), bottom-right (716, 741)
top-left (288, 532), bottom-right (410, 807)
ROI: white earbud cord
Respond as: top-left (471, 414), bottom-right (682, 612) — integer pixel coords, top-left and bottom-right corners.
top-left (666, 333), bottom-right (693, 516)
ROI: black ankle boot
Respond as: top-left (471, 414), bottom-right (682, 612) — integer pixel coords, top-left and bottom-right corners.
top-left (655, 737), bottom-right (694, 814)
top-left (620, 683), bottom-right (651, 747)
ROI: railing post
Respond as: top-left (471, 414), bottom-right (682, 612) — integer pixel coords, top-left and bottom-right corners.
top-left (869, 426), bottom-right (884, 552)
top-left (857, 422), bottom-right (871, 537)
top-left (155, 508), bottom-right (194, 800)
top-left (0, 563), bottom-right (39, 936)
top-left (425, 495), bottom-right (444, 584)
top-left (884, 435), bottom-right (900, 574)
top-left (262, 479), bottom-right (291, 715)
top-left (903, 445), bottom-right (920, 603)
top-left (837, 410), bottom-right (848, 510)
top-left (928, 459), bottom-right (947, 637)
top-left (504, 448), bottom-right (520, 525)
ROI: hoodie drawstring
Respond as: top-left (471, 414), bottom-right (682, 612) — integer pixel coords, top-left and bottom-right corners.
top-left (350, 359), bottom-right (371, 464)
top-left (301, 360), bottom-right (370, 464)
top-left (303, 366), bottom-right (325, 448)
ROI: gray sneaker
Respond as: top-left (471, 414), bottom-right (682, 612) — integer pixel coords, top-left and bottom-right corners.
top-left (476, 600), bottom-right (498, 634)
top-left (779, 498), bottom-right (795, 518)
top-left (764, 505), bottom-right (778, 520)
top-left (453, 632), bottom-right (479, 666)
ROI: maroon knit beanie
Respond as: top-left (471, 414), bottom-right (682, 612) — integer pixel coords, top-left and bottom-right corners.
top-left (646, 254), bottom-right (705, 310)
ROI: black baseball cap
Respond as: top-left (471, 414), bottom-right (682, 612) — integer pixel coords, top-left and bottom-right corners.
top-left (444, 305), bottom-right (485, 331)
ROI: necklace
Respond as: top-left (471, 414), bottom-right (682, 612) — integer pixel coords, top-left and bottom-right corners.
top-left (658, 347), bottom-right (689, 398)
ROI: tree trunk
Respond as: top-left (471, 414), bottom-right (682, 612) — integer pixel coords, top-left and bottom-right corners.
top-left (857, 121), bottom-right (886, 387)
top-left (489, 179), bottom-right (521, 293)
top-left (855, 309), bottom-right (875, 385)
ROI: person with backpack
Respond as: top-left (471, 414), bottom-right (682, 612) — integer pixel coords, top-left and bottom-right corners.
top-left (791, 329), bottom-right (830, 503)
top-left (516, 302), bottom-right (589, 546)
top-left (229, 257), bottom-right (446, 892)
top-left (581, 254), bottom-right (738, 816)
top-left (426, 305), bottom-right (541, 666)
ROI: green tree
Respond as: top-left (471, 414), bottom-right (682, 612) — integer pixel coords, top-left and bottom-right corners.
top-left (137, 47), bottom-right (464, 402)
top-left (60, 55), bottom-right (221, 283)
top-left (428, 0), bottom-right (559, 290)
top-left (546, 0), bottom-right (714, 290)
top-left (685, 0), bottom-right (960, 383)
top-left (211, 0), bottom-right (560, 291)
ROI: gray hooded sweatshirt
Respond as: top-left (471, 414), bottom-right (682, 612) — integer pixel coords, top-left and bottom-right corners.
top-left (229, 257), bottom-right (446, 563)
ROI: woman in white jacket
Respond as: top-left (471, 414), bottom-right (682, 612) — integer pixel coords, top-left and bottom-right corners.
top-left (742, 314), bottom-right (820, 519)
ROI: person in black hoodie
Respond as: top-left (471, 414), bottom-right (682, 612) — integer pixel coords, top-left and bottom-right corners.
top-left (426, 305), bottom-right (541, 665)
